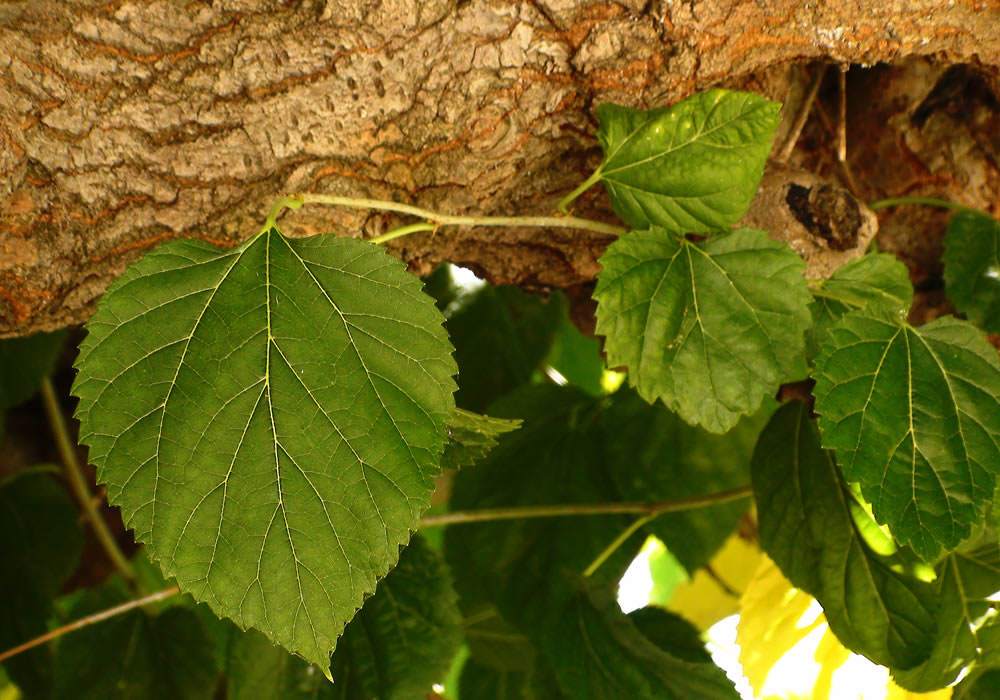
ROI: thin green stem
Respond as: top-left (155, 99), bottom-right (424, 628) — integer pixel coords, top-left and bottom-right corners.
top-left (40, 378), bottom-right (134, 581)
top-left (0, 586), bottom-right (177, 664)
top-left (868, 196), bottom-right (972, 213)
top-left (267, 192), bottom-right (626, 240)
top-left (583, 514), bottom-right (654, 578)
top-left (369, 222), bottom-right (436, 245)
top-left (557, 169), bottom-right (604, 213)
top-left (417, 485), bottom-right (752, 528)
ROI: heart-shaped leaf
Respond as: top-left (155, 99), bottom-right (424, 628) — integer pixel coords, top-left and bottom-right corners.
top-left (73, 227), bottom-right (456, 668)
top-left (595, 90), bottom-right (780, 232)
top-left (595, 227), bottom-right (811, 432)
top-left (813, 311), bottom-right (1000, 560)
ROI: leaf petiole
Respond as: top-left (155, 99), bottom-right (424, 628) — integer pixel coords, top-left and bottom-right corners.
top-left (556, 168), bottom-right (604, 213)
top-left (583, 513), bottom-right (654, 578)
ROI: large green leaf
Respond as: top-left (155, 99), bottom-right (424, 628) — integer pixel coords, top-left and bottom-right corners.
top-left (0, 469), bottom-right (83, 698)
top-left (807, 253), bottom-right (913, 357)
top-left (595, 90), bottom-right (780, 232)
top-left (73, 227), bottom-right (457, 667)
top-left (227, 536), bottom-right (462, 700)
top-left (534, 577), bottom-right (737, 699)
top-left (53, 580), bottom-right (218, 700)
top-left (0, 330), bottom-right (66, 410)
top-left (595, 227), bottom-right (811, 433)
top-left (894, 544), bottom-right (1000, 691)
top-left (442, 409), bottom-right (522, 470)
top-left (602, 388), bottom-right (771, 572)
top-left (752, 403), bottom-right (937, 669)
top-left (813, 311), bottom-right (1000, 560)
top-left (447, 286), bottom-right (565, 411)
top-left (944, 210), bottom-right (1000, 333)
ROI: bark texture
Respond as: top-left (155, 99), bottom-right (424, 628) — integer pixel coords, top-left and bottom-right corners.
top-left (1, 0), bottom-right (999, 336)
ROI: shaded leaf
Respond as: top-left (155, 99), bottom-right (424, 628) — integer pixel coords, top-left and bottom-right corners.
top-left (535, 577), bottom-right (738, 699)
top-left (0, 469), bottom-right (83, 698)
top-left (447, 286), bottom-right (565, 411)
top-left (602, 388), bottom-right (770, 571)
top-left (595, 227), bottom-right (810, 432)
top-left (595, 90), bottom-right (780, 232)
top-left (442, 409), bottom-right (522, 470)
top-left (753, 402), bottom-right (937, 669)
top-left (545, 316), bottom-right (606, 396)
top-left (628, 607), bottom-right (711, 663)
top-left (73, 228), bottom-right (457, 667)
top-left (444, 385), bottom-right (638, 626)
top-left (0, 330), bottom-right (66, 410)
top-left (813, 311), bottom-right (1000, 560)
top-left (894, 544), bottom-right (1000, 691)
top-left (227, 536), bottom-right (462, 699)
top-left (53, 580), bottom-right (217, 700)
top-left (808, 253), bottom-right (913, 357)
top-left (944, 210), bottom-right (1000, 333)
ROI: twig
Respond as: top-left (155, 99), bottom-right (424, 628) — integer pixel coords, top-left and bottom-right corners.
top-left (869, 196), bottom-right (972, 213)
top-left (418, 485), bottom-right (752, 527)
top-left (265, 192), bottom-right (626, 240)
top-left (837, 65), bottom-right (848, 163)
top-left (583, 513), bottom-right (655, 577)
top-left (0, 586), bottom-right (178, 664)
top-left (40, 378), bottom-right (134, 580)
top-left (776, 64), bottom-right (826, 163)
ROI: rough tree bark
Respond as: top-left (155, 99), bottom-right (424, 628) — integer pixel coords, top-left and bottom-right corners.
top-left (1, 0), bottom-right (998, 336)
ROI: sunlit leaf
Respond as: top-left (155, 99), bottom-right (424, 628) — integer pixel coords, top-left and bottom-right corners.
top-left (595, 90), bottom-right (780, 232)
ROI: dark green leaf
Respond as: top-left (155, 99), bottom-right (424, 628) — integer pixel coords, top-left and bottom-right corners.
top-left (595, 227), bottom-right (810, 433)
top-left (0, 330), bottom-right (66, 410)
top-left (53, 580), bottom-right (218, 700)
top-left (546, 317), bottom-right (605, 396)
top-left (595, 90), bottom-right (780, 232)
top-left (894, 544), bottom-right (1000, 691)
top-left (442, 409), bottom-right (522, 470)
top-left (227, 536), bottom-right (462, 699)
top-left (444, 386), bottom-right (638, 625)
top-left (423, 263), bottom-right (462, 312)
top-left (955, 668), bottom-right (1000, 699)
top-left (602, 388), bottom-right (770, 572)
top-left (813, 311), bottom-right (1000, 560)
top-left (944, 210), bottom-right (1000, 333)
top-left (808, 253), bottom-right (913, 357)
top-left (0, 469), bottom-right (83, 698)
top-left (628, 607), bottom-right (711, 663)
top-left (534, 578), bottom-right (737, 699)
top-left (458, 659), bottom-right (533, 700)
top-left (461, 603), bottom-right (535, 672)
top-left (447, 286), bottom-right (565, 411)
top-left (752, 402), bottom-right (937, 669)
top-left (73, 228), bottom-right (457, 667)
